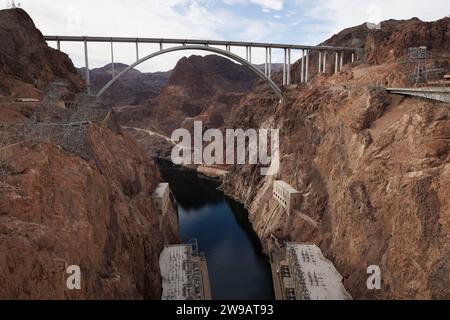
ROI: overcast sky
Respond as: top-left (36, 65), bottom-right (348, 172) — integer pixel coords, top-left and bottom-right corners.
top-left (10, 0), bottom-right (450, 72)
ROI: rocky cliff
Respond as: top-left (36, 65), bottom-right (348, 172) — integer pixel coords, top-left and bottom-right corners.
top-left (0, 120), bottom-right (179, 299)
top-left (0, 8), bottom-right (84, 98)
top-left (221, 17), bottom-right (450, 300)
top-left (0, 8), bottom-right (179, 299)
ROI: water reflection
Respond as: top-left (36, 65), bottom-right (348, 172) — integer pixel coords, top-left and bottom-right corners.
top-left (158, 160), bottom-right (274, 300)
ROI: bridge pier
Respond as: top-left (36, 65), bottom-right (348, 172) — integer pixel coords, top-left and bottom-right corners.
top-left (351, 52), bottom-right (355, 63)
top-left (335, 52), bottom-right (339, 74)
top-left (318, 51), bottom-right (322, 73)
top-left (323, 51), bottom-right (327, 74)
top-left (245, 46), bottom-right (252, 62)
top-left (282, 49), bottom-right (286, 86)
top-left (340, 51), bottom-right (344, 71)
top-left (301, 49), bottom-right (305, 83)
top-left (111, 42), bottom-right (115, 78)
top-left (265, 47), bottom-right (268, 76)
top-left (287, 48), bottom-right (291, 85)
top-left (57, 40), bottom-right (61, 51)
top-left (305, 50), bottom-right (309, 82)
top-left (83, 40), bottom-right (90, 94)
top-left (268, 47), bottom-right (272, 79)
top-left (135, 41), bottom-right (139, 61)
top-left (160, 42), bottom-right (163, 51)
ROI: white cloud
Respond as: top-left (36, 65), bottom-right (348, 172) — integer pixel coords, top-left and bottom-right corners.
top-left (17, 0), bottom-right (229, 71)
top-left (223, 0), bottom-right (284, 11)
top-left (301, 0), bottom-right (449, 38)
top-left (17, 0), bottom-right (289, 71)
top-left (12, 0), bottom-right (449, 72)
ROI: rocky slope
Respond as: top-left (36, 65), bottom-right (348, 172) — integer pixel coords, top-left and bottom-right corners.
top-left (221, 17), bottom-right (450, 300)
top-left (0, 8), bottom-right (179, 299)
top-left (0, 8), bottom-right (84, 99)
top-left (78, 63), bottom-right (171, 106)
top-left (363, 17), bottom-right (449, 66)
top-left (0, 119), bottom-right (179, 299)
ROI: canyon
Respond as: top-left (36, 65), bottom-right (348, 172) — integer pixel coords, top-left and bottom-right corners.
top-left (114, 17), bottom-right (450, 300)
top-left (0, 7), bottom-right (448, 300)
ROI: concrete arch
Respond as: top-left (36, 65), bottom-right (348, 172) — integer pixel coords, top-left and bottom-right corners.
top-left (96, 45), bottom-right (282, 98)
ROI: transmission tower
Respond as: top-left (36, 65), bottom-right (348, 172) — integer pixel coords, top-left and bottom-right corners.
top-left (409, 46), bottom-right (428, 86)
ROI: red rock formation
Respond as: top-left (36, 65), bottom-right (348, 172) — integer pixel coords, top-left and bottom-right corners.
top-left (364, 18), bottom-right (450, 65)
top-left (220, 18), bottom-right (450, 300)
top-left (0, 8), bottom-right (84, 98)
top-left (0, 123), bottom-right (179, 299)
top-left (222, 64), bottom-right (449, 300)
top-left (0, 8), bottom-right (179, 299)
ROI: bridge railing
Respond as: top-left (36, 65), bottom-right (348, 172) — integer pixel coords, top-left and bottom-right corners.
top-left (44, 35), bottom-right (358, 51)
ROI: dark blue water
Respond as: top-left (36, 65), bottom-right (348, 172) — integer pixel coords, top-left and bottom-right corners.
top-left (159, 162), bottom-right (274, 300)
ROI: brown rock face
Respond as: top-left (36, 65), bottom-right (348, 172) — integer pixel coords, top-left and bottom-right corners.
top-left (221, 62), bottom-right (450, 300)
top-left (0, 8), bottom-right (179, 299)
top-left (364, 18), bottom-right (450, 65)
top-left (0, 122), bottom-right (179, 299)
top-left (0, 8), bottom-right (84, 97)
top-left (79, 63), bottom-right (171, 107)
top-left (219, 16), bottom-right (450, 299)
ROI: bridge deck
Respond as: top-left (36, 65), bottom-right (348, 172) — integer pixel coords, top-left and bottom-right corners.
top-left (44, 35), bottom-right (358, 52)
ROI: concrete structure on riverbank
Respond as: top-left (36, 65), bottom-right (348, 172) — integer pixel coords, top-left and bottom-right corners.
top-left (273, 180), bottom-right (301, 215)
top-left (152, 182), bottom-right (170, 215)
top-left (159, 243), bottom-right (211, 300)
top-left (197, 165), bottom-right (228, 178)
top-left (270, 242), bottom-right (351, 300)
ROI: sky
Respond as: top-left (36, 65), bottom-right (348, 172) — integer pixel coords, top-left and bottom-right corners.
top-left (8, 0), bottom-right (450, 72)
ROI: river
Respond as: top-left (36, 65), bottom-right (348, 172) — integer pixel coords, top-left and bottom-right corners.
top-left (158, 161), bottom-right (274, 300)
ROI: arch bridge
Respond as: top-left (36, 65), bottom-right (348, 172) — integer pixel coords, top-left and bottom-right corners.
top-left (44, 36), bottom-right (360, 99)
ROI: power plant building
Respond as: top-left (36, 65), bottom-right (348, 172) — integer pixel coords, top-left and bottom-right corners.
top-left (273, 180), bottom-right (301, 215)
top-left (152, 182), bottom-right (170, 215)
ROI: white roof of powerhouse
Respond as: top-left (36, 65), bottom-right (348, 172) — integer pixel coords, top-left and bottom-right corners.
top-left (159, 245), bottom-right (191, 300)
top-left (287, 243), bottom-right (352, 300)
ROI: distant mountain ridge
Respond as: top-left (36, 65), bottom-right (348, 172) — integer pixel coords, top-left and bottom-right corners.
top-left (115, 54), bottom-right (258, 136)
top-left (77, 63), bottom-right (171, 106)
